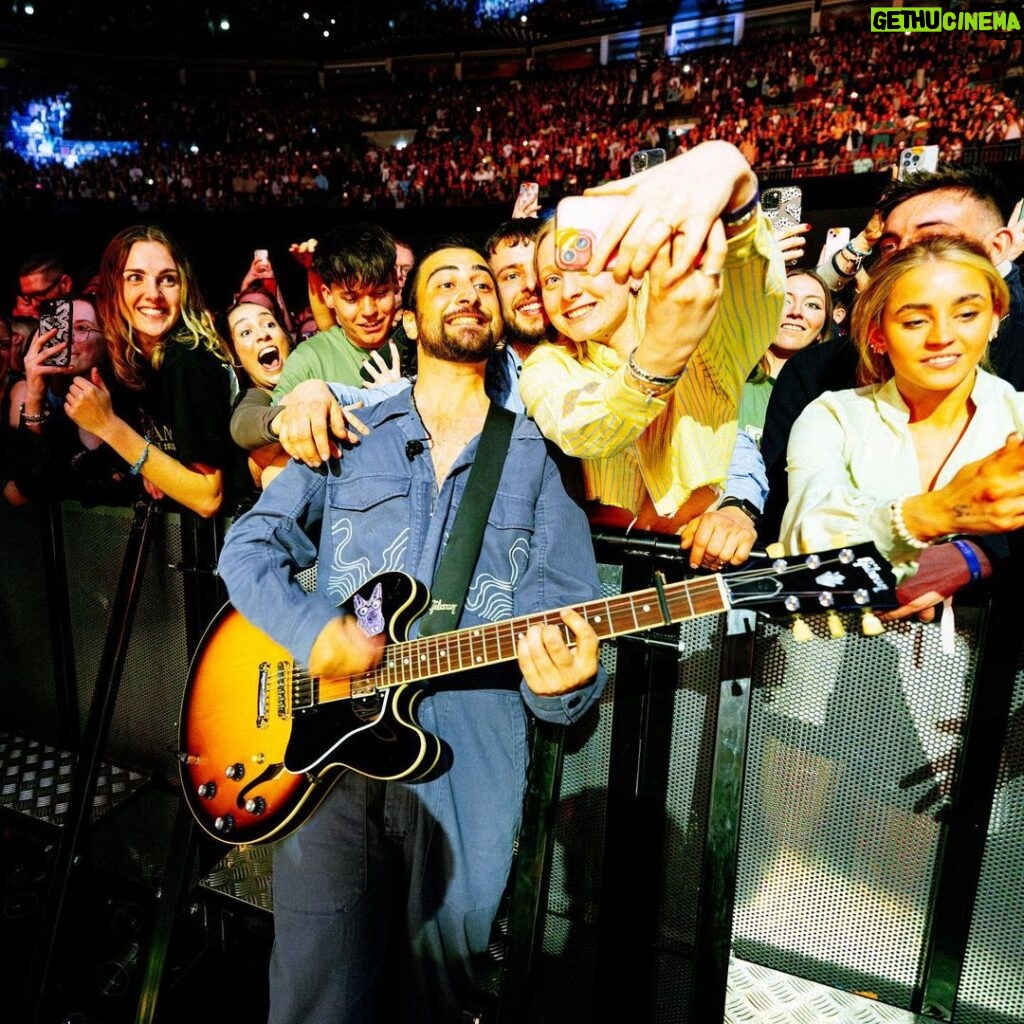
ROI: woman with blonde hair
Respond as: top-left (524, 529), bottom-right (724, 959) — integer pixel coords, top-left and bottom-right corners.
top-left (781, 236), bottom-right (1024, 570)
top-left (64, 225), bottom-right (236, 517)
top-left (519, 142), bottom-right (784, 551)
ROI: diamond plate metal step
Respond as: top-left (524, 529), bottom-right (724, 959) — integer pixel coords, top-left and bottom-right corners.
top-left (0, 730), bottom-right (148, 827)
top-left (726, 958), bottom-right (930, 1023)
top-left (198, 842), bottom-right (274, 914)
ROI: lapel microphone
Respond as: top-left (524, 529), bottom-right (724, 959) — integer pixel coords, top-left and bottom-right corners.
top-left (405, 439), bottom-right (429, 461)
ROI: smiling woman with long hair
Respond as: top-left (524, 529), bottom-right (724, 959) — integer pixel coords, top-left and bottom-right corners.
top-left (781, 236), bottom-right (1024, 568)
top-left (63, 225), bottom-right (236, 517)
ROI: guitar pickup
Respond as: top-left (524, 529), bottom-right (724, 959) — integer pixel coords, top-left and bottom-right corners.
top-left (256, 662), bottom-right (269, 728)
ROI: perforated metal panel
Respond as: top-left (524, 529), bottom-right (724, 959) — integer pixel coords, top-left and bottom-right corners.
top-left (652, 612), bottom-right (726, 1021)
top-left (62, 504), bottom-right (191, 780)
top-left (733, 608), bottom-right (982, 1007)
top-left (532, 561), bottom-right (620, 1023)
top-left (0, 502), bottom-right (58, 741)
top-left (955, 643), bottom-right (1024, 1024)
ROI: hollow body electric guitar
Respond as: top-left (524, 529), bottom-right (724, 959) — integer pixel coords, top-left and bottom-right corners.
top-left (178, 545), bottom-right (896, 844)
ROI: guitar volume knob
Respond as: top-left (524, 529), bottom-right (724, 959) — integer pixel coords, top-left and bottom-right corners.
top-left (214, 814), bottom-right (235, 834)
top-left (225, 762), bottom-right (245, 780)
top-left (244, 797), bottom-right (266, 816)
top-left (197, 781), bottom-right (217, 799)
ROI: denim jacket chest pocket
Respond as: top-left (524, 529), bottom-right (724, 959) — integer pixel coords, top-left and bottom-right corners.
top-left (324, 472), bottom-right (413, 595)
top-left (485, 489), bottom-right (536, 534)
top-left (327, 471), bottom-right (411, 514)
top-left (463, 488), bottom-right (538, 626)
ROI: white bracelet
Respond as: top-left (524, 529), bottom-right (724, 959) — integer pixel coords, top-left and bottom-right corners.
top-left (891, 495), bottom-right (929, 550)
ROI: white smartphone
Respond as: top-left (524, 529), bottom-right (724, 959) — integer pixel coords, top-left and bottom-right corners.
top-left (820, 227), bottom-right (851, 266)
top-left (897, 145), bottom-right (939, 181)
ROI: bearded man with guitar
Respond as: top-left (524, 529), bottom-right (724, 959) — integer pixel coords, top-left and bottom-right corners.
top-left (217, 240), bottom-right (605, 1024)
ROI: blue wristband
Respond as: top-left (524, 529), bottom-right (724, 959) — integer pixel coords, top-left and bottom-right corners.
top-left (129, 440), bottom-right (151, 477)
top-left (722, 189), bottom-right (760, 226)
top-left (951, 539), bottom-right (983, 584)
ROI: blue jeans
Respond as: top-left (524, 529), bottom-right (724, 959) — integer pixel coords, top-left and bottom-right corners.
top-left (268, 688), bottom-right (530, 1024)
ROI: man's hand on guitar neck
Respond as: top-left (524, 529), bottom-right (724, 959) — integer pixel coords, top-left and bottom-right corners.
top-left (517, 608), bottom-right (599, 697)
top-left (309, 615), bottom-right (386, 679)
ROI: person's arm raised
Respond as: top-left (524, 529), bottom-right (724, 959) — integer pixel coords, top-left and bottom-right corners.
top-left (585, 141), bottom-right (758, 284)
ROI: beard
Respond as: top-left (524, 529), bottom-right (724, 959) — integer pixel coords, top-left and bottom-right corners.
top-left (418, 316), bottom-right (501, 363)
top-left (502, 306), bottom-right (550, 346)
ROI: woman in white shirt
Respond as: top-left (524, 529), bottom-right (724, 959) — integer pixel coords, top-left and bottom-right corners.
top-left (782, 236), bottom-right (1024, 573)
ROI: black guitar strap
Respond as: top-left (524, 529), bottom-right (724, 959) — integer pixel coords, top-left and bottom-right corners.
top-left (416, 402), bottom-right (516, 638)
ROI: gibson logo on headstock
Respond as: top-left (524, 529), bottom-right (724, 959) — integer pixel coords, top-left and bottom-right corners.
top-left (854, 556), bottom-right (891, 593)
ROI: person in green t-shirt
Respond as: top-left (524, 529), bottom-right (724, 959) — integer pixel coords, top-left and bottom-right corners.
top-left (271, 221), bottom-right (404, 400)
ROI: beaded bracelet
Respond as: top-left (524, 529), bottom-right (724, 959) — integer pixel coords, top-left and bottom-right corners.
top-left (19, 403), bottom-right (50, 425)
top-left (846, 239), bottom-right (872, 260)
top-left (891, 495), bottom-right (930, 550)
top-left (129, 440), bottom-right (152, 477)
top-left (626, 351), bottom-right (682, 387)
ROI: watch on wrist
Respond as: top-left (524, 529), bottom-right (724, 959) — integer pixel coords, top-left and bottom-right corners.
top-left (718, 496), bottom-right (761, 528)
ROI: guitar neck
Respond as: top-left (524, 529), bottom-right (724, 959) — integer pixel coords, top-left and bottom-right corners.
top-left (319, 575), bottom-right (729, 702)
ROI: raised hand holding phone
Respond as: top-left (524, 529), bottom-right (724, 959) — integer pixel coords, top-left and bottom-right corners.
top-left (512, 181), bottom-right (540, 219)
top-left (583, 140), bottom-right (759, 283)
top-left (38, 298), bottom-right (73, 367)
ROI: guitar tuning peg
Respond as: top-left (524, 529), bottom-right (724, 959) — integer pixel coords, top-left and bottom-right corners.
top-left (765, 542), bottom-right (786, 559)
top-left (827, 610), bottom-right (846, 639)
top-left (792, 615), bottom-right (812, 643)
top-left (861, 610), bottom-right (885, 636)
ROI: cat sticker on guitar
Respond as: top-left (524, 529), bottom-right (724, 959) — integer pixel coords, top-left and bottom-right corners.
top-left (177, 545), bottom-right (896, 844)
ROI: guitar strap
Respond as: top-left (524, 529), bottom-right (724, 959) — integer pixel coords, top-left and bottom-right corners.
top-left (416, 402), bottom-right (516, 638)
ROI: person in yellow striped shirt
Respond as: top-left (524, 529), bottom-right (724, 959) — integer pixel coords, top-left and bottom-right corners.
top-left (519, 142), bottom-right (786, 565)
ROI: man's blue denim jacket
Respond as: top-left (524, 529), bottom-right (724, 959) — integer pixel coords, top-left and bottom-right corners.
top-left (219, 387), bottom-right (605, 726)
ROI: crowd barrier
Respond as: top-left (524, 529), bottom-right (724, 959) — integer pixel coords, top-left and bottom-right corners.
top-left (1, 500), bottom-right (1021, 1023)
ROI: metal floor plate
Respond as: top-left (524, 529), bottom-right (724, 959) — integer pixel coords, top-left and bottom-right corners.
top-left (198, 842), bottom-right (274, 914)
top-left (0, 730), bottom-right (148, 826)
top-left (727, 958), bottom-right (929, 1023)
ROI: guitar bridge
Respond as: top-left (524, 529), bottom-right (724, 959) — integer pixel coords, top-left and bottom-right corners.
top-left (351, 691), bottom-right (385, 724)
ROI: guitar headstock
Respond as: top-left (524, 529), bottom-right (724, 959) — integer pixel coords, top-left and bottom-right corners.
top-left (724, 543), bottom-right (897, 619)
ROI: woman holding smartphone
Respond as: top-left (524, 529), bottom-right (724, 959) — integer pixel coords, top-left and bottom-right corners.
top-left (63, 225), bottom-right (236, 517)
top-left (4, 296), bottom-right (136, 507)
top-left (519, 142), bottom-right (784, 555)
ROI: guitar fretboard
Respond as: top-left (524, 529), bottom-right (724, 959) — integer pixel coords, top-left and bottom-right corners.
top-left (317, 575), bottom-right (729, 705)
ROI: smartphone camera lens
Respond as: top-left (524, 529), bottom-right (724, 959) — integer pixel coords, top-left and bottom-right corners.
top-left (761, 190), bottom-right (780, 211)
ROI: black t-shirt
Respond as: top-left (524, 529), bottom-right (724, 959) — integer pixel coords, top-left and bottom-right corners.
top-left (127, 337), bottom-right (235, 472)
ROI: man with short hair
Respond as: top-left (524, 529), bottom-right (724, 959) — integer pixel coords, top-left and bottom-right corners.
top-left (483, 217), bottom-right (552, 413)
top-left (760, 164), bottom-right (1024, 540)
top-left (392, 236), bottom-right (416, 314)
top-left (270, 222), bottom-right (402, 399)
top-left (219, 240), bottom-right (603, 1024)
top-left (13, 253), bottom-right (73, 317)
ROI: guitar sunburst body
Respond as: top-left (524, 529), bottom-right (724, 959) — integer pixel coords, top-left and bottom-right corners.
top-left (179, 573), bottom-right (435, 844)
